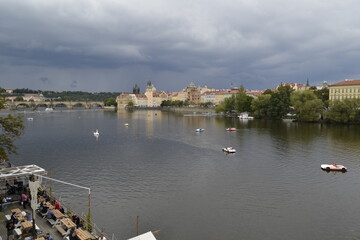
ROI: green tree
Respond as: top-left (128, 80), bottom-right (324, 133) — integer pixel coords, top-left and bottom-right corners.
top-left (268, 86), bottom-right (293, 119)
top-left (326, 99), bottom-right (360, 123)
top-left (15, 96), bottom-right (24, 101)
top-left (104, 98), bottom-right (117, 107)
top-left (200, 102), bottom-right (213, 107)
top-left (235, 86), bottom-right (253, 113)
top-left (127, 101), bottom-right (134, 107)
top-left (251, 94), bottom-right (271, 118)
top-left (262, 89), bottom-right (273, 95)
top-left (314, 88), bottom-right (329, 107)
top-left (290, 90), bottom-right (323, 122)
top-left (0, 97), bottom-right (24, 162)
top-left (215, 95), bottom-right (236, 113)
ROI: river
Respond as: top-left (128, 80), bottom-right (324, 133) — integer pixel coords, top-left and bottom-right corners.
top-left (9, 109), bottom-right (360, 240)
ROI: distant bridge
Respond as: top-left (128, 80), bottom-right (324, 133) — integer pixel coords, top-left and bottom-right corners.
top-left (6, 101), bottom-right (104, 110)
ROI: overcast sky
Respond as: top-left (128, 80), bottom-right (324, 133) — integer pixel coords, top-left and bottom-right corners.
top-left (1, 0), bottom-right (360, 93)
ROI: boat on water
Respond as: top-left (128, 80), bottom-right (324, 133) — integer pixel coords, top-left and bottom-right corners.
top-left (222, 147), bottom-right (236, 153)
top-left (93, 129), bottom-right (99, 137)
top-left (124, 123), bottom-right (129, 126)
top-left (238, 112), bottom-right (254, 120)
top-left (226, 128), bottom-right (237, 132)
top-left (27, 117), bottom-right (34, 121)
top-left (45, 107), bottom-right (54, 112)
top-left (321, 163), bottom-right (347, 172)
top-left (196, 128), bottom-right (205, 132)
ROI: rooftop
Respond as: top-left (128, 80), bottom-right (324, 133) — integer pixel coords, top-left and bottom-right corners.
top-left (329, 79), bottom-right (360, 86)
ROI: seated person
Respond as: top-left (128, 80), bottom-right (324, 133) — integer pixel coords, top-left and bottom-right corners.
top-left (55, 201), bottom-right (61, 210)
top-left (44, 194), bottom-right (50, 202)
top-left (69, 227), bottom-right (77, 240)
top-left (44, 233), bottom-right (54, 240)
top-left (25, 211), bottom-right (32, 221)
top-left (72, 215), bottom-right (81, 227)
top-left (10, 212), bottom-right (18, 224)
top-left (59, 207), bottom-right (65, 214)
top-left (46, 209), bottom-right (54, 219)
top-left (41, 203), bottom-right (49, 214)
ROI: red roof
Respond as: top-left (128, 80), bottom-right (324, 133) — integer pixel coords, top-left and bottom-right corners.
top-left (330, 79), bottom-right (360, 86)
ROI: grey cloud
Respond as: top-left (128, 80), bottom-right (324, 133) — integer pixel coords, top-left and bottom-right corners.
top-left (39, 77), bottom-right (50, 84)
top-left (1, 0), bottom-right (360, 92)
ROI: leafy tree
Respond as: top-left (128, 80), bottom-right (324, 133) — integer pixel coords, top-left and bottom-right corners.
top-left (326, 99), bottom-right (360, 123)
top-left (215, 95), bottom-right (236, 113)
top-left (313, 88), bottom-right (329, 107)
top-left (235, 86), bottom-right (253, 113)
top-left (251, 94), bottom-right (271, 118)
top-left (262, 89), bottom-right (273, 95)
top-left (127, 101), bottom-right (134, 107)
top-left (104, 98), bottom-right (117, 106)
top-left (160, 100), bottom-right (171, 107)
top-left (290, 90), bottom-right (323, 122)
top-left (200, 102), bottom-right (213, 107)
top-left (0, 97), bottom-right (24, 162)
top-left (268, 86), bottom-right (293, 119)
top-left (15, 96), bottom-right (24, 101)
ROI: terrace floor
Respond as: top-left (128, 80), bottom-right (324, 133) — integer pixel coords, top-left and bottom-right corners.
top-left (1, 201), bottom-right (67, 240)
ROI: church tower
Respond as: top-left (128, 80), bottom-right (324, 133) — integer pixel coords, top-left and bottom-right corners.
top-left (133, 84), bottom-right (140, 94)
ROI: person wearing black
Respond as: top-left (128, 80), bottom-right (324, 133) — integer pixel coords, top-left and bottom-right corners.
top-left (69, 227), bottom-right (77, 240)
top-left (6, 221), bottom-right (15, 240)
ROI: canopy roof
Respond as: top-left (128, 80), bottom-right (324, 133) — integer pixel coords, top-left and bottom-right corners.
top-left (128, 232), bottom-right (157, 240)
top-left (0, 164), bottom-right (47, 180)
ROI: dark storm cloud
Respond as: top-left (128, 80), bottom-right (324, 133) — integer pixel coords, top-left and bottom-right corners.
top-left (1, 0), bottom-right (360, 92)
top-left (39, 77), bottom-right (50, 84)
top-left (70, 80), bottom-right (77, 88)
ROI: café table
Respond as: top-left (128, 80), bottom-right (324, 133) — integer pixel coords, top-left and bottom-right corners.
top-left (53, 209), bottom-right (65, 219)
top-left (76, 228), bottom-right (94, 240)
top-left (61, 218), bottom-right (77, 229)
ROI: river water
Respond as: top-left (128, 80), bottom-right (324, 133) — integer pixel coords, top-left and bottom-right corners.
top-left (9, 109), bottom-right (360, 240)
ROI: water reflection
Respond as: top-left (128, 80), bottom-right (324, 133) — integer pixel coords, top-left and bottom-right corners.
top-left (14, 110), bottom-right (360, 240)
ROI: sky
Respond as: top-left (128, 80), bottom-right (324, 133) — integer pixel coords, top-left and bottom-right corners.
top-left (1, 0), bottom-right (360, 93)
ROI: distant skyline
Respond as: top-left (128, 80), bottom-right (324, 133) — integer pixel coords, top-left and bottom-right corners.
top-left (1, 0), bottom-right (360, 92)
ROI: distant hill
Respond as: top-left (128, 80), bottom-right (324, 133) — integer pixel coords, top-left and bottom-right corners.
top-left (4, 88), bottom-right (122, 101)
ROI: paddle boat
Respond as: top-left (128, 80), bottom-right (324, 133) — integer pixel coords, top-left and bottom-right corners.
top-left (226, 128), bottom-right (237, 132)
top-left (93, 129), bottom-right (99, 137)
top-left (321, 163), bottom-right (347, 172)
top-left (222, 147), bottom-right (236, 153)
top-left (196, 128), bottom-right (205, 132)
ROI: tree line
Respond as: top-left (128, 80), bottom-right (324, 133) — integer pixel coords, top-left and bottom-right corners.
top-left (215, 85), bottom-right (360, 124)
top-left (1, 88), bottom-right (120, 106)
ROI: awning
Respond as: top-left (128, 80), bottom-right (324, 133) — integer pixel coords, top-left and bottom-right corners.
top-left (0, 164), bottom-right (47, 180)
top-left (128, 232), bottom-right (157, 240)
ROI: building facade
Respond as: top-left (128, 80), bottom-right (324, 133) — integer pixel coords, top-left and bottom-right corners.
top-left (329, 79), bottom-right (360, 101)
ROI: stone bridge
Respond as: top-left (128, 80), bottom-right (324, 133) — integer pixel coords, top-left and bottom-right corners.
top-left (6, 101), bottom-right (104, 110)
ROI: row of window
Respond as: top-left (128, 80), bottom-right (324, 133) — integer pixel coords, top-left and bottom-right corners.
top-left (330, 95), bottom-right (360, 100)
top-left (330, 88), bottom-right (360, 93)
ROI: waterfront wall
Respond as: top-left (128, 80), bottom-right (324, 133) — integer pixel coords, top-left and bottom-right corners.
top-left (162, 106), bottom-right (216, 113)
